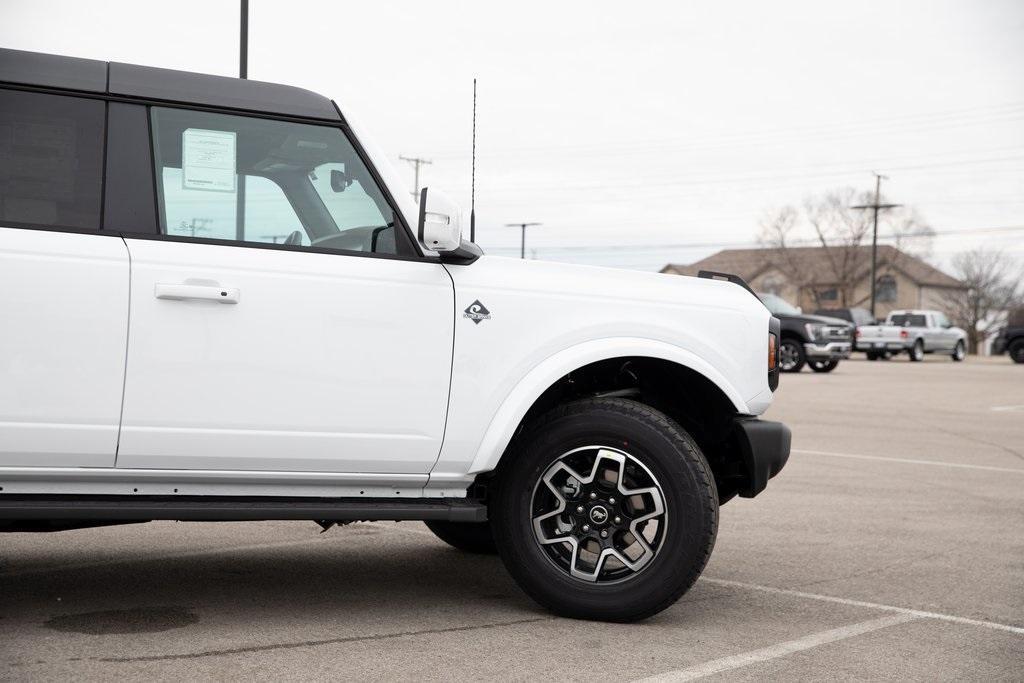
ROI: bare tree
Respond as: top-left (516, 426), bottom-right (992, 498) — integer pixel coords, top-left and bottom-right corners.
top-left (759, 187), bottom-right (933, 308)
top-left (943, 249), bottom-right (1024, 354)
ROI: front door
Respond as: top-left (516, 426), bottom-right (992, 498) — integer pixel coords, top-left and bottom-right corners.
top-left (116, 106), bottom-right (454, 474)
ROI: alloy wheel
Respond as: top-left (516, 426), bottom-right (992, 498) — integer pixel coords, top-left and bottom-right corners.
top-left (531, 446), bottom-right (667, 584)
top-left (779, 342), bottom-right (800, 371)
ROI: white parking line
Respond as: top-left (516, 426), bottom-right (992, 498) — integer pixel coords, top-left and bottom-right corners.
top-left (991, 404), bottom-right (1024, 412)
top-left (793, 448), bottom-right (1024, 474)
top-left (633, 613), bottom-right (919, 682)
top-left (701, 578), bottom-right (1024, 636)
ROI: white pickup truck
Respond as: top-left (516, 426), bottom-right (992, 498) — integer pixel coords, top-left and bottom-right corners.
top-left (0, 49), bottom-right (790, 622)
top-left (856, 310), bottom-right (967, 362)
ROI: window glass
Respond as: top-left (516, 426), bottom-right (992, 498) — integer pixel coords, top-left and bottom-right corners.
top-left (890, 313), bottom-right (926, 327)
top-left (758, 293), bottom-right (800, 316)
top-left (151, 107), bottom-right (400, 254)
top-left (876, 275), bottom-right (897, 303)
top-left (0, 89), bottom-right (105, 229)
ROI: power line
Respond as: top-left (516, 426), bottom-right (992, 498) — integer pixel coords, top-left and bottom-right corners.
top-left (429, 101), bottom-right (1024, 160)
top-left (482, 224), bottom-right (1024, 254)
top-left (479, 153), bottom-right (1024, 196)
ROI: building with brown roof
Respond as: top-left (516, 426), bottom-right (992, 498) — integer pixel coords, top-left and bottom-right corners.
top-left (661, 245), bottom-right (966, 318)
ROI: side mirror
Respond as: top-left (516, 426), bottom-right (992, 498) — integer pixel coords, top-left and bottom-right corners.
top-left (417, 187), bottom-right (462, 253)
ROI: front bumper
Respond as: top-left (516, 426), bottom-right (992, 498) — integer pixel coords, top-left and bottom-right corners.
top-left (732, 418), bottom-right (791, 498)
top-left (804, 341), bottom-right (851, 361)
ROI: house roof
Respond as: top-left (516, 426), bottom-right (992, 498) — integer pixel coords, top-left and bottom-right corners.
top-left (661, 245), bottom-right (964, 289)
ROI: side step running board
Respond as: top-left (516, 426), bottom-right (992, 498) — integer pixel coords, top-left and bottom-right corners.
top-left (0, 495), bottom-right (487, 523)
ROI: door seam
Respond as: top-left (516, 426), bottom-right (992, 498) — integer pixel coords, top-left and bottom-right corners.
top-left (113, 236), bottom-right (132, 466)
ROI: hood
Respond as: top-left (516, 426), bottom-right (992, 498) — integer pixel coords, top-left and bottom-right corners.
top-left (778, 312), bottom-right (851, 327)
top-left (472, 255), bottom-right (769, 315)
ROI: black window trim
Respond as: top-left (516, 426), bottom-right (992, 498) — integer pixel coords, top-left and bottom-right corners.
top-left (0, 81), bottom-right (439, 265)
top-left (0, 85), bottom-right (109, 234)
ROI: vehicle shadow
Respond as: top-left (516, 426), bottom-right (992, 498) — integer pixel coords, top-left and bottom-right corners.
top-left (0, 525), bottom-right (543, 634)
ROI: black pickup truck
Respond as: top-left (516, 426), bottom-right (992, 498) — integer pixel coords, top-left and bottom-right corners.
top-left (992, 326), bottom-right (1024, 363)
top-left (758, 293), bottom-right (853, 373)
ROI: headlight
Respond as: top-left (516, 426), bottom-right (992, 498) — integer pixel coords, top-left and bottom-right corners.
top-left (805, 323), bottom-right (826, 341)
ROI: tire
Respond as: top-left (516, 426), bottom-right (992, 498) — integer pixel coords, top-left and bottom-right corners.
top-left (490, 397), bottom-right (717, 623)
top-left (866, 351), bottom-right (879, 361)
top-left (952, 341), bottom-right (966, 362)
top-left (1010, 339), bottom-right (1024, 364)
top-left (809, 359), bottom-right (839, 373)
top-left (779, 338), bottom-right (806, 373)
top-left (423, 520), bottom-right (496, 554)
top-left (909, 339), bottom-right (924, 362)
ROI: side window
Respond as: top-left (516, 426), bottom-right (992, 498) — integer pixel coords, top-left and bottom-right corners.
top-left (0, 88), bottom-right (105, 230)
top-left (150, 107), bottom-right (404, 255)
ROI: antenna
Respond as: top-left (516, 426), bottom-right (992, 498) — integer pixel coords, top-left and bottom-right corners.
top-left (470, 77), bottom-right (477, 243)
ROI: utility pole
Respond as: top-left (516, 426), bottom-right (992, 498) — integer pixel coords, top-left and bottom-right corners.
top-left (399, 156), bottom-right (432, 202)
top-left (505, 222), bottom-right (542, 259)
top-left (239, 0), bottom-right (248, 79)
top-left (851, 172), bottom-right (902, 319)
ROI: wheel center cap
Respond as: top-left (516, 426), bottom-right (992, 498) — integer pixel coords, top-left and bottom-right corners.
top-left (589, 504), bottom-right (609, 525)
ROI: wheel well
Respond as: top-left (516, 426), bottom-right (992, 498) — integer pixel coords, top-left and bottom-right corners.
top-left (488, 357), bottom-right (750, 503)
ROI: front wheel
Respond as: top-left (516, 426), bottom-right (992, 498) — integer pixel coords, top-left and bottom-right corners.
top-left (952, 341), bottom-right (966, 362)
top-left (909, 340), bottom-right (924, 362)
top-left (809, 359), bottom-right (839, 373)
top-left (491, 398), bottom-right (717, 622)
top-left (1009, 339), bottom-right (1024, 364)
top-left (779, 339), bottom-right (806, 373)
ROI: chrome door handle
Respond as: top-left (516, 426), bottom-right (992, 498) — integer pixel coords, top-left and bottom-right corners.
top-left (154, 283), bottom-right (240, 304)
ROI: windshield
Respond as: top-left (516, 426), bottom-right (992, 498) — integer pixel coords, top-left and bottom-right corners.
top-left (889, 314), bottom-right (926, 326)
top-left (758, 293), bottom-right (801, 316)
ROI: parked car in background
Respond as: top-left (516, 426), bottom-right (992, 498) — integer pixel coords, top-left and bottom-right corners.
top-left (992, 325), bottom-right (1024, 363)
top-left (856, 310), bottom-right (967, 362)
top-left (816, 307), bottom-right (891, 359)
top-left (759, 293), bottom-right (853, 373)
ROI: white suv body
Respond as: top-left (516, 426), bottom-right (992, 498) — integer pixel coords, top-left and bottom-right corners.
top-left (0, 49), bottom-right (789, 622)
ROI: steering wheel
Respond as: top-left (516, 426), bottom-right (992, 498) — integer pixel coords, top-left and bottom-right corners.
top-left (283, 230), bottom-right (304, 246)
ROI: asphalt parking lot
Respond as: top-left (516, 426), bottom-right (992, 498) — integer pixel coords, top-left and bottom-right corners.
top-left (2, 355), bottom-right (1022, 681)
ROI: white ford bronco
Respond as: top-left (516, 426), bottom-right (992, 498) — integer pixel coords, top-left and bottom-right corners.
top-left (0, 49), bottom-right (790, 622)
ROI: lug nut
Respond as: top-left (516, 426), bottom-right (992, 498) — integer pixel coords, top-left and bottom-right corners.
top-left (589, 492), bottom-right (597, 500)
top-left (614, 516), bottom-right (621, 524)
top-left (576, 506), bottom-right (584, 513)
top-left (609, 497), bottom-right (616, 504)
top-left (600, 530), bottom-right (608, 538)
top-left (582, 524), bottom-right (590, 532)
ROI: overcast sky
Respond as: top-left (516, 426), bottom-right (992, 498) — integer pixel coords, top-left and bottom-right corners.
top-left (3, 0), bottom-right (1022, 271)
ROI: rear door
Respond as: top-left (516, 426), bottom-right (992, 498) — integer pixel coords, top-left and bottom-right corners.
top-left (0, 88), bottom-right (128, 467)
top-left (116, 107), bottom-right (454, 474)
top-left (923, 313), bottom-right (944, 350)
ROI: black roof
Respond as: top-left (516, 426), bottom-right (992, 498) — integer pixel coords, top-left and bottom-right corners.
top-left (0, 48), bottom-right (341, 122)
